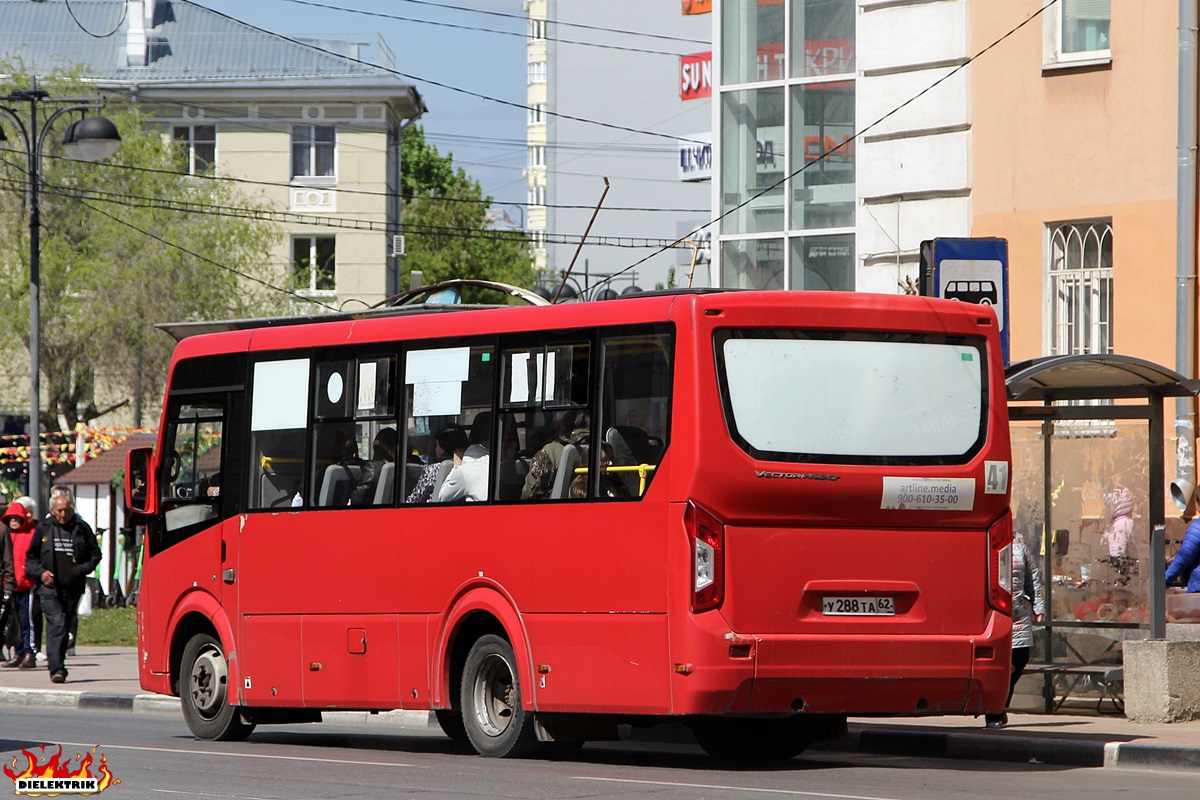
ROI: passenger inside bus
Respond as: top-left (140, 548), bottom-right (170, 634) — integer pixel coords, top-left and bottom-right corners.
top-left (437, 423), bottom-right (490, 503)
top-left (347, 427), bottom-right (397, 506)
top-left (522, 410), bottom-right (589, 500)
top-left (567, 442), bottom-right (629, 500)
top-left (407, 426), bottom-right (468, 503)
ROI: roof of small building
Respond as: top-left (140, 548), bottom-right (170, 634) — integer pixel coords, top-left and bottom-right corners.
top-left (54, 432), bottom-right (157, 486)
top-left (0, 0), bottom-right (425, 112)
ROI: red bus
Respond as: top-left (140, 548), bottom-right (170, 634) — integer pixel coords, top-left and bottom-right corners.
top-left (126, 287), bottom-right (1013, 760)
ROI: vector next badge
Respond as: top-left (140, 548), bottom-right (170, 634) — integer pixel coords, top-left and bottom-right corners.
top-left (5, 745), bottom-right (119, 796)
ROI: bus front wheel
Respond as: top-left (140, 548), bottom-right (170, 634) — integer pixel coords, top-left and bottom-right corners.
top-left (460, 634), bottom-right (538, 757)
top-left (180, 633), bottom-right (255, 741)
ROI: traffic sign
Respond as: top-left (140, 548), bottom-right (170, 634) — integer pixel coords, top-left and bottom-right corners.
top-left (920, 238), bottom-right (1010, 365)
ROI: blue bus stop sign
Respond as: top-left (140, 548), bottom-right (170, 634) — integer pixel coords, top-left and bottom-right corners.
top-left (919, 238), bottom-right (1010, 365)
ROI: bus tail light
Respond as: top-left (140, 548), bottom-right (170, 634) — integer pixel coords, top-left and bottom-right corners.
top-left (988, 515), bottom-right (1013, 615)
top-left (686, 500), bottom-right (725, 613)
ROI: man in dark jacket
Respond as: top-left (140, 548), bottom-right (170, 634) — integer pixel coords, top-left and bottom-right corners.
top-left (24, 489), bottom-right (101, 683)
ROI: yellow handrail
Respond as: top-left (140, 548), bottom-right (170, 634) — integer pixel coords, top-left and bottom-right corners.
top-left (572, 463), bottom-right (658, 497)
top-left (261, 456), bottom-right (305, 471)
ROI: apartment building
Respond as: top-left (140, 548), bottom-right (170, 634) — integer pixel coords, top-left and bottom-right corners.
top-left (1, 0), bottom-right (425, 311)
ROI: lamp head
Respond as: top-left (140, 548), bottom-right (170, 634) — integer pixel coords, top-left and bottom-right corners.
top-left (63, 115), bottom-right (120, 162)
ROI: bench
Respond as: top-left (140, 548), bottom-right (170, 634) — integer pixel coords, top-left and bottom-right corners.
top-left (1025, 662), bottom-right (1124, 714)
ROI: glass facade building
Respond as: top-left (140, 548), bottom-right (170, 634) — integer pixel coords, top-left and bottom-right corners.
top-left (715, 0), bottom-right (856, 291)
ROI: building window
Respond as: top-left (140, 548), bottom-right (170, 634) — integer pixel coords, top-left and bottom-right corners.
top-left (293, 236), bottom-right (336, 292)
top-left (530, 230), bottom-right (547, 251)
top-left (1046, 0), bottom-right (1111, 64)
top-left (528, 184), bottom-right (545, 207)
top-left (528, 61), bottom-right (547, 85)
top-left (528, 145), bottom-right (545, 169)
top-left (720, 87), bottom-right (785, 235)
top-left (528, 18), bottom-right (546, 42)
top-left (791, 0), bottom-right (855, 79)
top-left (172, 124), bottom-right (216, 174)
top-left (1049, 221), bottom-right (1112, 355)
top-left (528, 103), bottom-right (546, 126)
top-left (789, 84), bottom-right (854, 230)
top-left (292, 125), bottom-right (335, 179)
top-left (721, 0), bottom-right (783, 85)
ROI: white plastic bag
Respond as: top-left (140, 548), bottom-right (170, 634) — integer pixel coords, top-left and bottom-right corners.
top-left (77, 588), bottom-right (93, 618)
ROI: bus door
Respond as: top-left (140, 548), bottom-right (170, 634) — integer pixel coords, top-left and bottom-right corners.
top-left (237, 354), bottom-right (403, 709)
top-left (151, 392), bottom-right (236, 668)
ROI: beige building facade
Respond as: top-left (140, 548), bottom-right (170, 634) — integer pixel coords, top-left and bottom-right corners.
top-left (971, 1), bottom-right (1177, 368)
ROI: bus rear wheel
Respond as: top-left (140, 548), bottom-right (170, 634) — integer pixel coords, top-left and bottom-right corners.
top-left (460, 634), bottom-right (538, 757)
top-left (180, 633), bottom-right (255, 741)
top-left (693, 717), bottom-right (815, 761)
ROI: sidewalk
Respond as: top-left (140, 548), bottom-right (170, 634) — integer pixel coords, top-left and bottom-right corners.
top-left (3, 646), bottom-right (1200, 771)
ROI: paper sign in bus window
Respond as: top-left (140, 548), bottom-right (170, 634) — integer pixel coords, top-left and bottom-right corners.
top-left (508, 351), bottom-right (556, 404)
top-left (407, 347), bottom-right (470, 416)
top-left (251, 359), bottom-right (310, 431)
top-left (357, 361), bottom-right (377, 410)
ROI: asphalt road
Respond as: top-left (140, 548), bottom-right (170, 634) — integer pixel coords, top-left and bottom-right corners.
top-left (1, 707), bottom-right (1191, 800)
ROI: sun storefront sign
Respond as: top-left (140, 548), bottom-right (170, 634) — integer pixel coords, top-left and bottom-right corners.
top-left (5, 746), bottom-right (119, 796)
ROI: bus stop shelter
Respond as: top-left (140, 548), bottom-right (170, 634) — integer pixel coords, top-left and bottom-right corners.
top-left (1005, 354), bottom-right (1200, 713)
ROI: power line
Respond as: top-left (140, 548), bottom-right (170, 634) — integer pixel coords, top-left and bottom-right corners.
top-left (188, 1), bottom-right (708, 146)
top-left (73, 198), bottom-right (338, 311)
top-left (283, 0), bottom-right (709, 45)
top-left (276, 0), bottom-right (706, 57)
top-left (1, 144), bottom-right (706, 214)
top-left (63, 0), bottom-right (127, 38)
top-left (0, 171), bottom-right (697, 250)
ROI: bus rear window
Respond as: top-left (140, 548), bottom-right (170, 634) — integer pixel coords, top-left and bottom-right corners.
top-left (715, 330), bottom-right (987, 464)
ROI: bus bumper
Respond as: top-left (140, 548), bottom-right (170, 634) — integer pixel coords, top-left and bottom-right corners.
top-left (671, 622), bottom-right (1010, 716)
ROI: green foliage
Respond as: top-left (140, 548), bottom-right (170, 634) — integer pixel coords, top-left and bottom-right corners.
top-left (78, 606), bottom-right (137, 646)
top-left (400, 125), bottom-right (534, 295)
top-left (0, 65), bottom-right (285, 428)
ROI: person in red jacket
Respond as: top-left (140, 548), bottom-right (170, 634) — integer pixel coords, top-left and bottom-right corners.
top-left (2, 500), bottom-right (37, 669)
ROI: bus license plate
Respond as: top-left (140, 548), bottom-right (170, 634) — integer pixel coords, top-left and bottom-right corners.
top-left (821, 596), bottom-right (896, 616)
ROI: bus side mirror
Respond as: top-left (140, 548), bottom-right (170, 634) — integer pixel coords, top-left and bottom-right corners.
top-left (126, 446), bottom-right (156, 515)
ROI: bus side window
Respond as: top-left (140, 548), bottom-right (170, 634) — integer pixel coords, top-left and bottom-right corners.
top-left (161, 401), bottom-right (225, 533)
top-left (596, 332), bottom-right (671, 499)
top-left (249, 358), bottom-right (311, 509)
top-left (403, 344), bottom-right (495, 504)
top-left (498, 342), bottom-right (590, 502)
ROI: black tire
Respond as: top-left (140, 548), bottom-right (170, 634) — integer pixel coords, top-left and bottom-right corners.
top-left (434, 708), bottom-right (469, 743)
top-left (180, 633), bottom-right (255, 741)
top-left (693, 717), bottom-right (814, 761)
top-left (460, 634), bottom-right (538, 757)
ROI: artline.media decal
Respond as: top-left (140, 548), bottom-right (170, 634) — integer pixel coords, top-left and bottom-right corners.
top-left (5, 745), bottom-right (119, 796)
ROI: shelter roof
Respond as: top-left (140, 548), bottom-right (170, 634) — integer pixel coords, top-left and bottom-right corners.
top-left (1005, 354), bottom-right (1200, 402)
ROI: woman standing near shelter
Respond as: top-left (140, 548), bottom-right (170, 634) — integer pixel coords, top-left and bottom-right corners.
top-left (986, 531), bottom-right (1045, 728)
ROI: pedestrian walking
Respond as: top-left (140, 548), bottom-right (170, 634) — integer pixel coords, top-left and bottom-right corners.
top-left (24, 488), bottom-right (101, 683)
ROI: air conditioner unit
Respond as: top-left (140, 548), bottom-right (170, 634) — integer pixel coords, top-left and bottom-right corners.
top-left (391, 234), bottom-right (406, 257)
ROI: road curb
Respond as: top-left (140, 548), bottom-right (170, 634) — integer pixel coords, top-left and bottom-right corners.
top-left (1105, 742), bottom-right (1200, 771)
top-left (823, 727), bottom-right (1107, 769)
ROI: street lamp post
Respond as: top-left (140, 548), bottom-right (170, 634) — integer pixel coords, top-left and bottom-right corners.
top-left (0, 85), bottom-right (120, 516)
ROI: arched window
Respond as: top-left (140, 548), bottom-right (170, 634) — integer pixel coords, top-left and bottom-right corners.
top-left (1048, 221), bottom-right (1113, 356)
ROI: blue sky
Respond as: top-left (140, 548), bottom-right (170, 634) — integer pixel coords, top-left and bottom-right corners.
top-left (194, 0), bottom-right (529, 207)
